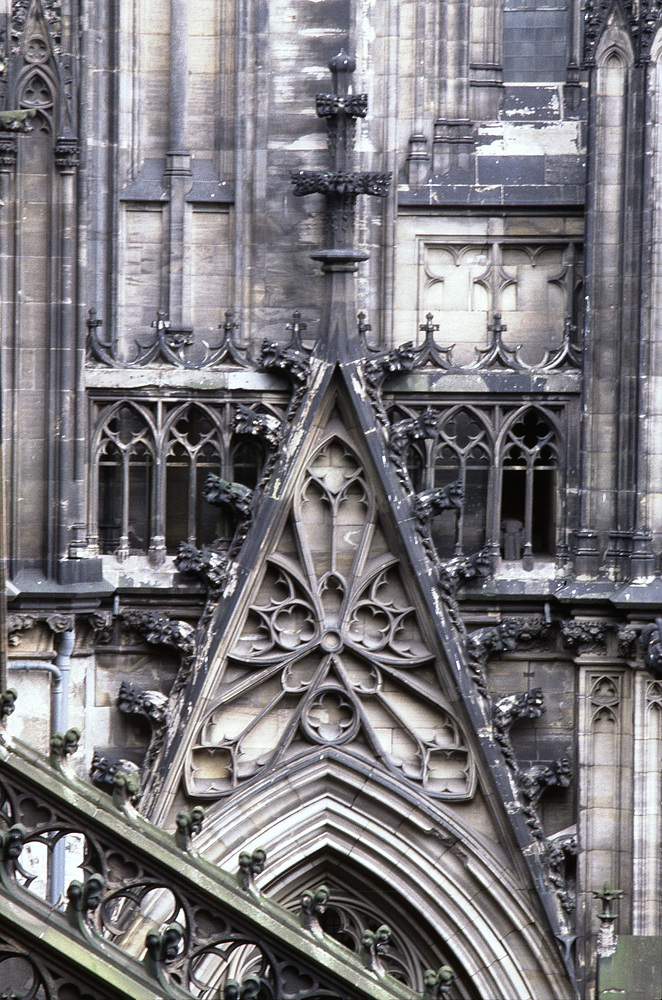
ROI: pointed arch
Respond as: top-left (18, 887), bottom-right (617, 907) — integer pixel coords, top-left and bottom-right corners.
top-left (193, 761), bottom-right (574, 1000)
top-left (161, 402), bottom-right (224, 552)
top-left (90, 402), bottom-right (157, 557)
top-left (496, 406), bottom-right (562, 564)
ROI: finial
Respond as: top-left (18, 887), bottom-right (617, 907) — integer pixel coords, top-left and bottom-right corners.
top-left (329, 49), bottom-right (356, 93)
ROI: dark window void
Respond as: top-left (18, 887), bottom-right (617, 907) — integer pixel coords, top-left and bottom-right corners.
top-left (165, 443), bottom-right (221, 553)
top-left (502, 3), bottom-right (568, 83)
top-left (232, 437), bottom-right (264, 489)
top-left (500, 409), bottom-right (559, 563)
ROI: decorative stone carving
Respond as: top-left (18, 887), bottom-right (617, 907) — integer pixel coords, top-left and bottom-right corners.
top-left (0, 754), bottom-right (405, 1000)
top-left (561, 619), bottom-right (609, 654)
top-left (493, 688), bottom-right (545, 768)
top-left (234, 403), bottom-right (281, 452)
top-left (616, 625), bottom-right (639, 659)
top-left (65, 874), bottom-right (105, 935)
top-left (315, 92), bottom-right (368, 119)
top-left (291, 51), bottom-right (391, 250)
top-left (520, 757), bottom-right (572, 810)
top-left (0, 689), bottom-right (17, 724)
top-left (117, 680), bottom-right (168, 727)
top-left (300, 885), bottom-right (329, 939)
top-left (466, 620), bottom-right (517, 698)
top-left (388, 408), bottom-right (438, 486)
top-left (0, 134), bottom-right (18, 171)
top-left (49, 728), bottom-right (80, 767)
top-left (144, 921), bottom-right (185, 984)
top-left (389, 306), bottom-right (581, 377)
top-left (6, 613), bottom-right (36, 645)
top-left (120, 610), bottom-right (195, 662)
top-left (89, 751), bottom-right (140, 793)
top-left (0, 108), bottom-right (35, 133)
top-left (238, 848), bottom-right (267, 894)
top-left (12, 0), bottom-right (62, 56)
top-left (86, 302), bottom-right (253, 369)
top-left (363, 344), bottom-right (417, 425)
top-left (176, 541), bottom-right (230, 599)
top-left (423, 966), bottom-right (456, 1000)
top-left (467, 617), bottom-right (550, 700)
top-left (224, 976), bottom-right (262, 1000)
top-left (112, 769), bottom-right (140, 810)
top-left (53, 135), bottom-right (79, 173)
top-left (547, 830), bottom-right (577, 916)
top-left (441, 549), bottom-right (494, 589)
top-left (260, 338), bottom-right (311, 417)
top-left (639, 619), bottom-right (662, 679)
top-left (592, 883), bottom-right (623, 958)
top-left (291, 170), bottom-right (391, 198)
top-left (414, 482), bottom-right (465, 520)
top-left (202, 310), bottom-right (252, 368)
top-left (186, 429), bottom-right (475, 801)
top-left (175, 806), bottom-right (205, 852)
top-left (87, 610), bottom-right (113, 645)
top-left (361, 924), bottom-right (392, 977)
top-left (584, 0), bottom-right (662, 62)
top-left (0, 823), bottom-right (26, 866)
top-left (201, 475), bottom-right (253, 519)
top-left (44, 613), bottom-right (75, 634)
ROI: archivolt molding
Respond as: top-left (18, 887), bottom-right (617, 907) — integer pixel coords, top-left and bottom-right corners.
top-left (193, 761), bottom-right (574, 1000)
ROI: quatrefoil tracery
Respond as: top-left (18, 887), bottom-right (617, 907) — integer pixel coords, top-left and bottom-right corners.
top-left (187, 431), bottom-right (475, 801)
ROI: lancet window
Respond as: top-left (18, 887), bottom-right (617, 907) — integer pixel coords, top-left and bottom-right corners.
top-left (393, 400), bottom-right (567, 565)
top-left (498, 406), bottom-right (561, 565)
top-left (90, 398), bottom-right (277, 559)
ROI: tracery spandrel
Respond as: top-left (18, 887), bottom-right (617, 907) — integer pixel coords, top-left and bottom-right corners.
top-left (186, 412), bottom-right (476, 801)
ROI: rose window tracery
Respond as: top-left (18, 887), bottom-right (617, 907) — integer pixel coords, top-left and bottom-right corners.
top-left (187, 426), bottom-right (475, 801)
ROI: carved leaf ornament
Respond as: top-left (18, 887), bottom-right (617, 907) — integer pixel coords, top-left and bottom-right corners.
top-left (187, 423), bottom-right (475, 800)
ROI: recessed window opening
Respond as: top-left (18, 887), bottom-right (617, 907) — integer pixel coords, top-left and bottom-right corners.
top-left (500, 409), bottom-right (558, 567)
top-left (165, 407), bottom-right (222, 553)
top-left (96, 405), bottom-right (154, 557)
top-left (232, 436), bottom-right (264, 489)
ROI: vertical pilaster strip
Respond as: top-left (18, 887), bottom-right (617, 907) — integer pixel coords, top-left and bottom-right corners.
top-left (165, 0), bottom-right (191, 332)
top-left (579, 43), bottom-right (631, 573)
top-left (53, 136), bottom-right (80, 578)
top-left (632, 675), bottom-right (662, 934)
top-left (577, 666), bottom-right (632, 991)
top-left (0, 136), bottom-right (16, 690)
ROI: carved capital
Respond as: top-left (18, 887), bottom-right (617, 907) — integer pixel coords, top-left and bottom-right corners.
top-left (561, 619), bottom-right (608, 655)
top-left (0, 134), bottom-right (17, 171)
top-left (54, 136), bottom-right (79, 173)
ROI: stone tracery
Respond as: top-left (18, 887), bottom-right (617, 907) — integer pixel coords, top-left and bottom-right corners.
top-left (187, 423), bottom-right (474, 801)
